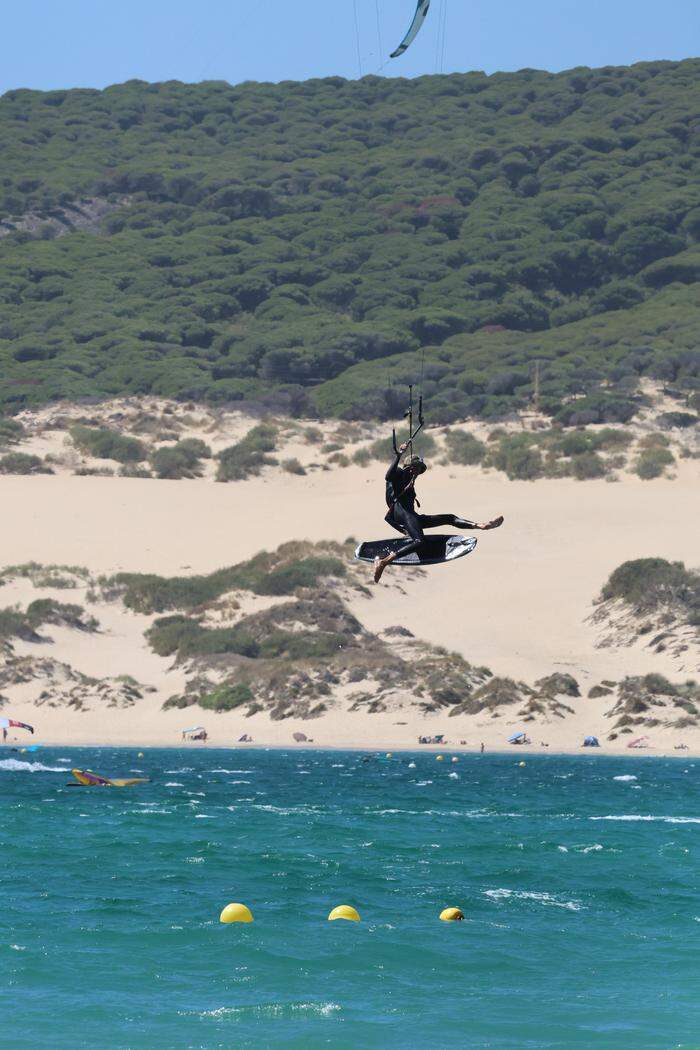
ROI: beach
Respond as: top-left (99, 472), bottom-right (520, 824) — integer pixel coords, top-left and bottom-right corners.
top-left (0, 405), bottom-right (697, 755)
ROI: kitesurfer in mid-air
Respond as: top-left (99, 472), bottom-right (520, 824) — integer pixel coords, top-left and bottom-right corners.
top-left (373, 441), bottom-right (504, 583)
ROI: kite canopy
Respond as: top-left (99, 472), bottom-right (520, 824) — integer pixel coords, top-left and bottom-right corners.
top-left (0, 717), bottom-right (34, 734)
top-left (627, 736), bottom-right (650, 749)
top-left (390, 0), bottom-right (431, 58)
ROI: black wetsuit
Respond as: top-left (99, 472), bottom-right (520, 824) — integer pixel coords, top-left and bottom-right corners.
top-left (384, 450), bottom-right (476, 558)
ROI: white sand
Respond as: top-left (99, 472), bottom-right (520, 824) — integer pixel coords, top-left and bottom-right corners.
top-left (0, 413), bottom-right (698, 756)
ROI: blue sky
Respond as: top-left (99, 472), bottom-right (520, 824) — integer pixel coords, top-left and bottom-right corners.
top-left (2, 0), bottom-right (698, 95)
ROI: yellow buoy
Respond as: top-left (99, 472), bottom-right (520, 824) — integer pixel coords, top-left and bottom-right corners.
top-left (440, 907), bottom-right (465, 922)
top-left (436, 754), bottom-right (444, 761)
top-left (220, 902), bottom-right (254, 924)
top-left (328, 905), bottom-right (360, 922)
top-left (385, 752), bottom-right (392, 758)
top-left (519, 761), bottom-right (526, 767)
top-left (137, 752), bottom-right (144, 758)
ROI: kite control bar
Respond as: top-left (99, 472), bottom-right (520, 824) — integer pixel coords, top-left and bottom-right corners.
top-left (392, 384), bottom-right (424, 456)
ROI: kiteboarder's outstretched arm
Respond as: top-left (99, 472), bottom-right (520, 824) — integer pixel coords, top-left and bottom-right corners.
top-left (385, 441), bottom-right (408, 479)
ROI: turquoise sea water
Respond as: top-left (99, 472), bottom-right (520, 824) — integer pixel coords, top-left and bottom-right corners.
top-left (2, 748), bottom-right (700, 1049)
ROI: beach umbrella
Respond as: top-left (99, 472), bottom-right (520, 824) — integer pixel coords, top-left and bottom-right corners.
top-left (508, 731), bottom-right (526, 743)
top-left (0, 718), bottom-right (34, 734)
top-left (182, 726), bottom-right (204, 734)
top-left (293, 732), bottom-right (308, 742)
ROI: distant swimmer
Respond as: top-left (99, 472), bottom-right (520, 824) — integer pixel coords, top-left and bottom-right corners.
top-left (372, 441), bottom-right (503, 583)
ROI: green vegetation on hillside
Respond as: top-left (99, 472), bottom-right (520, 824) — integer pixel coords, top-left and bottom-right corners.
top-left (0, 598), bottom-right (97, 640)
top-left (600, 557), bottom-right (699, 624)
top-left (0, 62), bottom-right (699, 420)
top-left (108, 541), bottom-right (348, 613)
top-left (69, 424), bottom-right (146, 463)
top-left (216, 422), bottom-right (277, 480)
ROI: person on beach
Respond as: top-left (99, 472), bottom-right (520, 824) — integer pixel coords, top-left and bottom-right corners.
top-left (373, 441), bottom-right (504, 583)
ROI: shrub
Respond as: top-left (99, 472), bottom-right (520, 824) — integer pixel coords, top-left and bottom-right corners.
top-left (634, 447), bottom-right (674, 479)
top-left (0, 419), bottom-right (25, 447)
top-left (146, 615), bottom-right (260, 658)
top-left (175, 438), bottom-right (212, 458)
top-left (556, 430), bottom-right (594, 457)
top-left (257, 557), bottom-right (346, 596)
top-left (601, 558), bottom-right (699, 620)
top-left (570, 451), bottom-right (607, 479)
top-left (487, 434), bottom-right (544, 480)
top-left (656, 411), bottom-right (698, 430)
top-left (352, 447), bottom-right (371, 467)
top-left (0, 598), bottom-right (96, 638)
top-left (70, 425), bottom-right (146, 464)
top-left (199, 683), bottom-right (253, 711)
top-left (444, 430), bottom-right (486, 465)
top-left (119, 464), bottom-right (152, 478)
top-left (282, 458), bottom-right (306, 475)
top-left (303, 427), bottom-right (323, 444)
top-left (151, 444), bottom-right (204, 479)
top-left (216, 424), bottom-right (277, 481)
top-left (113, 551), bottom-right (347, 613)
top-left (259, 630), bottom-right (345, 659)
top-left (593, 428), bottom-right (633, 450)
top-left (0, 453), bottom-right (51, 475)
top-left (638, 432), bottom-right (670, 450)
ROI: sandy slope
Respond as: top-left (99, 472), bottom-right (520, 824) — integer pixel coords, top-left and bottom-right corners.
top-left (0, 445), bottom-right (698, 755)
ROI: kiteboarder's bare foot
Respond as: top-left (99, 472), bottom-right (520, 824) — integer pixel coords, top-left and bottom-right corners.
top-left (373, 556), bottom-right (387, 584)
top-left (479, 515), bottom-right (504, 530)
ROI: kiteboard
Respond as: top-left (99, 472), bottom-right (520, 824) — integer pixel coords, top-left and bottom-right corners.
top-left (354, 534), bottom-right (477, 566)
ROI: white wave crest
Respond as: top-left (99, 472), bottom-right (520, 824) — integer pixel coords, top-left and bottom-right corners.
top-left (591, 814), bottom-right (700, 824)
top-left (0, 759), bottom-right (66, 773)
top-left (484, 888), bottom-right (582, 911)
top-left (613, 775), bottom-right (638, 782)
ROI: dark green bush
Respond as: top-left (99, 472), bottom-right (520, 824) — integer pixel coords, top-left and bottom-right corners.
top-left (176, 438), bottom-right (211, 458)
top-left (570, 451), bottom-right (607, 479)
top-left (657, 411), bottom-right (698, 430)
top-left (70, 425), bottom-right (146, 464)
top-left (0, 419), bottom-right (25, 447)
top-left (146, 615), bottom-right (260, 658)
top-left (150, 444), bottom-right (204, 479)
top-left (257, 557), bottom-right (346, 596)
top-left (444, 430), bottom-right (486, 465)
top-left (282, 458), bottom-right (306, 475)
top-left (199, 683), bottom-right (253, 711)
top-left (216, 424), bottom-right (277, 481)
top-left (0, 452), bottom-right (51, 475)
top-left (601, 558), bottom-right (699, 622)
top-left (113, 551), bottom-right (347, 613)
top-left (487, 434), bottom-right (544, 480)
top-left (634, 447), bottom-right (674, 479)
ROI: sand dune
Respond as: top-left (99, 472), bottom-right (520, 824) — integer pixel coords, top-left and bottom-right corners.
top-left (0, 405), bottom-right (697, 755)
